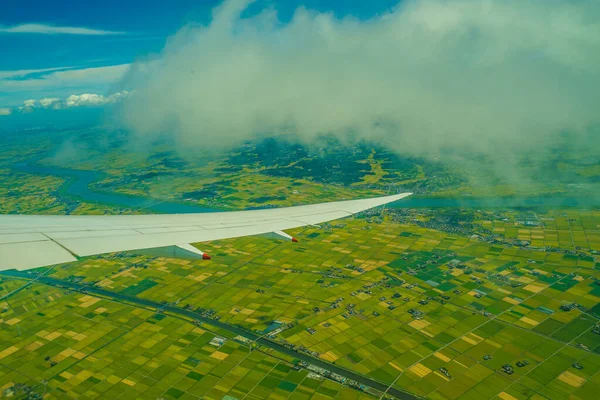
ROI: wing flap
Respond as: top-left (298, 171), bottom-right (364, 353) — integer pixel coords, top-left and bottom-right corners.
top-left (0, 233), bottom-right (49, 244)
top-left (0, 241), bottom-right (77, 271)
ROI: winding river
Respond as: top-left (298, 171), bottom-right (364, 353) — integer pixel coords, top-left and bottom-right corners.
top-left (15, 161), bottom-right (217, 214)
top-left (14, 160), bottom-right (600, 214)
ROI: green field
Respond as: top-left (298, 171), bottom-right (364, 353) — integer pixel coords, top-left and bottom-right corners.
top-left (2, 210), bottom-right (598, 399)
top-left (1, 130), bottom-right (599, 399)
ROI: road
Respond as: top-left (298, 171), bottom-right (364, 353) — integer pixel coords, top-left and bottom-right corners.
top-left (0, 270), bottom-right (421, 400)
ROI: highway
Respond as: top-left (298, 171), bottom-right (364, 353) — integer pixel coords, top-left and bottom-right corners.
top-left (0, 270), bottom-right (421, 400)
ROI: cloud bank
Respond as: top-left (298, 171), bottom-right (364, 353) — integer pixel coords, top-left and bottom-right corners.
top-left (0, 92), bottom-right (129, 116)
top-left (116, 0), bottom-right (599, 159)
top-left (0, 64), bottom-right (130, 108)
top-left (64, 92), bottom-right (128, 107)
top-left (0, 24), bottom-right (124, 35)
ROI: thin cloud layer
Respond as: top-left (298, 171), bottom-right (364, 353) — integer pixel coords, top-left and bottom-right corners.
top-left (0, 66), bottom-right (77, 80)
top-left (0, 64), bottom-right (130, 94)
top-left (118, 0), bottom-right (600, 159)
top-left (0, 24), bottom-right (124, 35)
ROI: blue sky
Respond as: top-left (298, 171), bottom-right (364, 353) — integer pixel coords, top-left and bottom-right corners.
top-left (0, 0), bottom-right (399, 111)
top-left (1, 0), bottom-right (597, 157)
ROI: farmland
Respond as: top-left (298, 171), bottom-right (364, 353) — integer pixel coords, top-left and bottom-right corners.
top-left (1, 130), bottom-right (599, 398)
top-left (2, 209), bottom-right (598, 399)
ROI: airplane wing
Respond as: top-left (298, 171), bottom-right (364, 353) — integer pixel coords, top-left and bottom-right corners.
top-left (0, 193), bottom-right (411, 271)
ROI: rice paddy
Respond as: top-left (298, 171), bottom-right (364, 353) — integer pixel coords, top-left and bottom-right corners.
top-left (2, 210), bottom-right (598, 399)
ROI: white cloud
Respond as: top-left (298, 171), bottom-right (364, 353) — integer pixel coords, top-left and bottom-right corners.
top-left (0, 108), bottom-right (11, 116)
top-left (118, 0), bottom-right (600, 160)
top-left (0, 24), bottom-right (124, 35)
top-left (65, 92), bottom-right (128, 107)
top-left (0, 91), bottom-right (129, 114)
top-left (16, 99), bottom-right (37, 113)
top-left (40, 97), bottom-right (61, 109)
top-left (65, 93), bottom-right (106, 107)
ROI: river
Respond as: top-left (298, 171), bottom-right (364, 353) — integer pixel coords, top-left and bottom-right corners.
top-left (14, 160), bottom-right (600, 214)
top-left (15, 161), bottom-right (217, 214)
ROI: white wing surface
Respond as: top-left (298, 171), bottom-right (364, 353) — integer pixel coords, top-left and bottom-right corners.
top-left (0, 193), bottom-right (411, 271)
